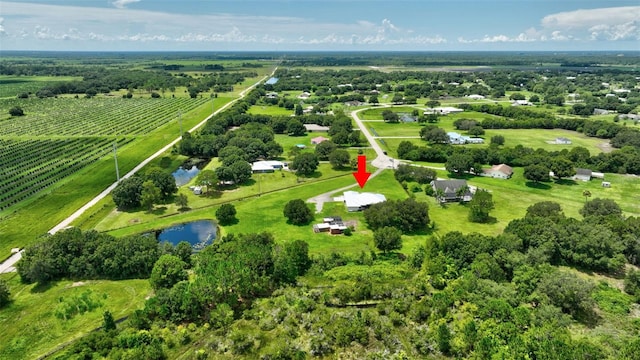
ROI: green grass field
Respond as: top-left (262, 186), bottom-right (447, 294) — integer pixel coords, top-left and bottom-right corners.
top-left (0, 273), bottom-right (151, 360)
top-left (0, 75), bottom-right (82, 98)
top-left (247, 105), bottom-right (293, 116)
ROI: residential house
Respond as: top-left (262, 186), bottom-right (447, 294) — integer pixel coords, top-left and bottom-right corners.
top-left (424, 107), bottom-right (464, 115)
top-left (311, 136), bottom-right (329, 145)
top-left (430, 179), bottom-right (473, 202)
top-left (511, 100), bottom-right (532, 106)
top-left (482, 164), bottom-right (513, 179)
top-left (593, 108), bottom-right (611, 115)
top-left (447, 132), bottom-right (484, 145)
top-left (400, 113), bottom-right (416, 122)
top-left (265, 92), bottom-right (278, 99)
top-left (342, 191), bottom-right (386, 212)
top-left (467, 94), bottom-right (485, 100)
top-left (555, 137), bottom-right (572, 145)
top-left (297, 91), bottom-right (311, 99)
top-left (304, 124), bottom-right (330, 132)
top-left (344, 100), bottom-right (363, 107)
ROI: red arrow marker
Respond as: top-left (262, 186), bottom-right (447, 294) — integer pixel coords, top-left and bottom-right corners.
top-left (352, 155), bottom-right (371, 188)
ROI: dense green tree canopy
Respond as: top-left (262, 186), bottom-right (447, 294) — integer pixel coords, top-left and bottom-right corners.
top-left (373, 226), bottom-right (403, 253)
top-left (283, 199), bottom-right (314, 225)
top-left (149, 255), bottom-right (188, 290)
top-left (291, 153), bottom-right (319, 176)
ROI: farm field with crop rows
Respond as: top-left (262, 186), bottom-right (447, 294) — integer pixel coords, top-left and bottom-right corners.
top-left (0, 97), bottom-right (211, 212)
top-left (0, 97), bottom-right (210, 136)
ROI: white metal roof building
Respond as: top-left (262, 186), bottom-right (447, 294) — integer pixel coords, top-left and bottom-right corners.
top-left (343, 191), bottom-right (387, 212)
top-left (251, 161), bottom-right (287, 173)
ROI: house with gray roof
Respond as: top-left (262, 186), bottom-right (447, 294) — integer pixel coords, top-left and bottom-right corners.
top-left (430, 179), bottom-right (473, 203)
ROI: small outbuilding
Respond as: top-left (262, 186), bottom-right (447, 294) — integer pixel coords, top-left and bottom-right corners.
top-left (573, 168), bottom-right (593, 182)
top-left (602, 181), bottom-right (611, 188)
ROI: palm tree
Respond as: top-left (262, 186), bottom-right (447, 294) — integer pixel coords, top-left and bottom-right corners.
top-left (582, 190), bottom-right (592, 203)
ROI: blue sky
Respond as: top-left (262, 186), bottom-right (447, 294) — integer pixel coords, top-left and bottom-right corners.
top-left (0, 0), bottom-right (639, 51)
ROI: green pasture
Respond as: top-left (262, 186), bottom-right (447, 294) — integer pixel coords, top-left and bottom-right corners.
top-left (0, 273), bottom-right (151, 360)
top-left (247, 105), bottom-right (293, 116)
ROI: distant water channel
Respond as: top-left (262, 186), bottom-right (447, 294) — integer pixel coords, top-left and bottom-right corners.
top-left (157, 220), bottom-right (217, 250)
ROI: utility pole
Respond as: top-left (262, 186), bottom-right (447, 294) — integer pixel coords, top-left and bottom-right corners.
top-left (113, 142), bottom-right (120, 182)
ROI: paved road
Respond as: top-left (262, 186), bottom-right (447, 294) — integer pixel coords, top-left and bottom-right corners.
top-left (0, 250), bottom-right (23, 274)
top-left (350, 107), bottom-right (399, 170)
top-left (0, 68), bottom-right (277, 273)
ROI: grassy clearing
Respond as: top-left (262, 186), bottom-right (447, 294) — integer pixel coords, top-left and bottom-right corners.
top-left (359, 106), bottom-right (421, 120)
top-left (0, 75), bottom-right (82, 98)
top-left (0, 272), bottom-right (151, 360)
top-left (247, 105), bottom-right (293, 116)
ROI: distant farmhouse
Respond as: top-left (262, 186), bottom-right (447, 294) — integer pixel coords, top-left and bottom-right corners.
top-left (304, 124), bottom-right (330, 132)
top-left (344, 100), bottom-right (364, 107)
top-left (593, 108), bottom-right (612, 115)
top-left (482, 164), bottom-right (513, 179)
top-left (265, 92), bottom-right (278, 99)
top-left (467, 94), bottom-right (485, 100)
top-left (430, 179), bottom-right (474, 203)
top-left (424, 107), bottom-right (464, 115)
top-left (573, 168), bottom-right (605, 182)
top-left (337, 191), bottom-right (387, 212)
top-left (297, 91), bottom-right (311, 99)
top-left (311, 136), bottom-right (329, 145)
top-left (447, 132), bottom-right (484, 145)
top-left (399, 113), bottom-right (416, 123)
top-left (511, 100), bottom-right (532, 106)
top-left (251, 160), bottom-right (287, 173)
top-left (554, 137), bottom-right (572, 145)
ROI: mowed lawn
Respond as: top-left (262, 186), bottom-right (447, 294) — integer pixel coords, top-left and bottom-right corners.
top-left (0, 273), bottom-right (151, 360)
top-left (247, 105), bottom-right (293, 116)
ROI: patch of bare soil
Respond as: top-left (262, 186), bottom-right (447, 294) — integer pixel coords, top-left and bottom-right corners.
top-left (70, 281), bottom-right (86, 287)
top-left (128, 218), bottom-right (140, 224)
top-left (597, 141), bottom-right (613, 153)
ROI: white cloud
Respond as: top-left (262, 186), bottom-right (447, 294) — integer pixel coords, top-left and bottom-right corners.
top-left (459, 6), bottom-right (640, 45)
top-left (111, 0), bottom-right (141, 9)
top-left (541, 6), bottom-right (640, 29)
top-left (0, 17), bottom-right (5, 37)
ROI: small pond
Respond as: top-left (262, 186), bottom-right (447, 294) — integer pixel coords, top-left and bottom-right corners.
top-left (157, 220), bottom-right (217, 250)
top-left (172, 165), bottom-right (200, 186)
top-left (171, 158), bottom-right (210, 186)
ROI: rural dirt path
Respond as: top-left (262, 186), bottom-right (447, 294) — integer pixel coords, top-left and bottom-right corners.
top-left (47, 69), bottom-right (276, 236)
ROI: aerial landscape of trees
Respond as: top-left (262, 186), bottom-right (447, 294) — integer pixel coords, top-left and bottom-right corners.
top-left (1, 51), bottom-right (639, 360)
